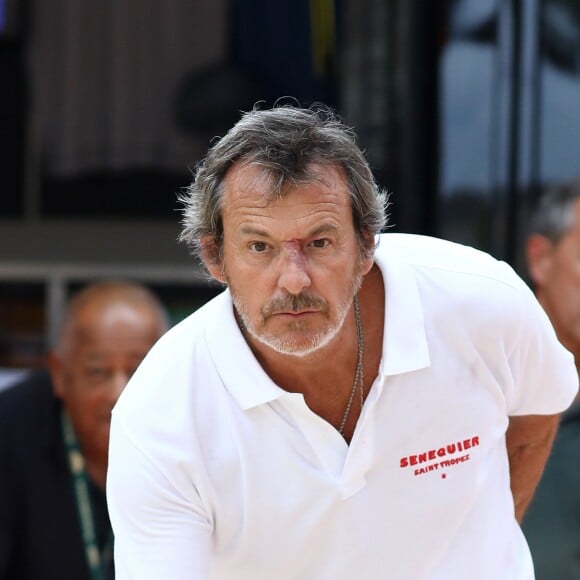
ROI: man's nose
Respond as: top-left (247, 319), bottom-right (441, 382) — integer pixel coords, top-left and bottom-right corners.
top-left (277, 245), bottom-right (312, 295)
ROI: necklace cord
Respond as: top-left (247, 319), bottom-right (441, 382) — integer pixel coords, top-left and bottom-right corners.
top-left (338, 294), bottom-right (364, 435)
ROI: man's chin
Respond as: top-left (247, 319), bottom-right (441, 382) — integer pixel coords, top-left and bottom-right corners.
top-left (257, 329), bottom-right (336, 357)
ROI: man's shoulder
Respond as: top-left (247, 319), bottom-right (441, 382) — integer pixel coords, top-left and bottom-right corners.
top-left (113, 289), bottom-right (232, 418)
top-left (0, 371), bottom-right (53, 411)
top-left (377, 233), bottom-right (524, 290)
top-left (0, 371), bottom-right (56, 438)
top-left (376, 233), bottom-right (539, 332)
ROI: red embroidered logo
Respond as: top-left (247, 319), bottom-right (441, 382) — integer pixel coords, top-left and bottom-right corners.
top-left (399, 435), bottom-right (480, 477)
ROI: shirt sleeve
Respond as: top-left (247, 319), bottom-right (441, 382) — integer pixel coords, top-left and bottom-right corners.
top-left (107, 413), bottom-right (212, 579)
top-left (506, 278), bottom-right (578, 416)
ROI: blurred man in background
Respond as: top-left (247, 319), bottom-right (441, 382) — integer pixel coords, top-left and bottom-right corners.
top-left (526, 179), bottom-right (580, 375)
top-left (0, 281), bottom-right (169, 580)
top-left (522, 179), bottom-right (580, 580)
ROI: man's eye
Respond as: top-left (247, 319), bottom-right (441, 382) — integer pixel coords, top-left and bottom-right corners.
top-left (249, 241), bottom-right (268, 252)
top-left (87, 367), bottom-right (108, 379)
top-left (311, 238), bottom-right (330, 248)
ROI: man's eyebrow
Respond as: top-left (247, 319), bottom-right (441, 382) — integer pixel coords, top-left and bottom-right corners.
top-left (239, 226), bottom-right (271, 237)
top-left (308, 223), bottom-right (339, 237)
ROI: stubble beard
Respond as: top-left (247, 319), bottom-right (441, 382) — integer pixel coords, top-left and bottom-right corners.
top-left (230, 264), bottom-right (364, 357)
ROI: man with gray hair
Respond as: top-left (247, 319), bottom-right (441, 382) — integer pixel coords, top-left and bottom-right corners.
top-left (521, 179), bottom-right (580, 580)
top-left (525, 179), bottom-right (580, 376)
top-left (107, 104), bottom-right (578, 579)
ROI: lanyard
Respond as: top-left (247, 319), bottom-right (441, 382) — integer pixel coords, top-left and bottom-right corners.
top-left (61, 410), bottom-right (112, 580)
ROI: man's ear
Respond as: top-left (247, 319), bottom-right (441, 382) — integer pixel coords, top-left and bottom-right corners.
top-left (200, 236), bottom-right (226, 284)
top-left (526, 234), bottom-right (554, 288)
top-left (47, 350), bottom-right (65, 399)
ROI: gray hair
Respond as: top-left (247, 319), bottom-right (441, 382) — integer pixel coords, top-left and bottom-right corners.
top-left (179, 104), bottom-right (389, 266)
top-left (529, 177), bottom-right (580, 242)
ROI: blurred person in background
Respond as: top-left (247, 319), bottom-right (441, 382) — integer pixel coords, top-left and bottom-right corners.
top-left (521, 179), bottom-right (580, 580)
top-left (0, 281), bottom-right (169, 580)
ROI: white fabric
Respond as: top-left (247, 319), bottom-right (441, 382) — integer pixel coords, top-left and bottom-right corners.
top-left (107, 233), bottom-right (578, 580)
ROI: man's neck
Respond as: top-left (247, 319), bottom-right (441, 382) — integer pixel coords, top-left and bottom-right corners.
top-left (242, 264), bottom-right (385, 438)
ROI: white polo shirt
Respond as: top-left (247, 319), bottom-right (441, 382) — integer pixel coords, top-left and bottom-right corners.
top-left (107, 233), bottom-right (578, 580)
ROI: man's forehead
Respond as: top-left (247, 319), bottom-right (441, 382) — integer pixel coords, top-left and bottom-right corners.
top-left (60, 302), bottom-right (160, 347)
top-left (224, 161), bottom-right (348, 197)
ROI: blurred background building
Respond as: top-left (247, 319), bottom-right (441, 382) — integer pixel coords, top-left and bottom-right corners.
top-left (1, 0), bottom-right (579, 368)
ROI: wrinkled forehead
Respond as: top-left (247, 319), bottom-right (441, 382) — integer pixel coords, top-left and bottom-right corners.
top-left (223, 160), bottom-right (348, 204)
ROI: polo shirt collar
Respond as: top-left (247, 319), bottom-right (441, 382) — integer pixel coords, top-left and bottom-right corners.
top-left (205, 291), bottom-right (286, 410)
top-left (374, 238), bottom-right (431, 376)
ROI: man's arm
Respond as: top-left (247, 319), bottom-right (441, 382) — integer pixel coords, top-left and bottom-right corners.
top-left (107, 415), bottom-right (211, 579)
top-left (506, 413), bottom-right (560, 523)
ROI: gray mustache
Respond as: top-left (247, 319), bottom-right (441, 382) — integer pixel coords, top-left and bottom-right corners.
top-left (263, 294), bottom-right (326, 316)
